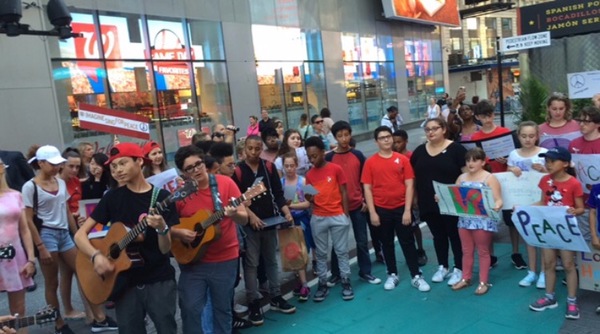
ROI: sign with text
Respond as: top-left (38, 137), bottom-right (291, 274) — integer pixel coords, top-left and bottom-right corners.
top-left (494, 171), bottom-right (546, 210)
top-left (433, 181), bottom-right (500, 220)
top-left (78, 103), bottom-right (150, 140)
top-left (500, 31), bottom-right (551, 52)
top-left (571, 154), bottom-right (600, 194)
top-left (577, 246), bottom-right (600, 291)
top-left (461, 131), bottom-right (518, 160)
top-left (567, 70), bottom-right (600, 100)
top-left (146, 168), bottom-right (180, 193)
top-left (382, 0), bottom-right (460, 27)
top-left (518, 0), bottom-right (600, 38)
top-left (512, 206), bottom-right (590, 252)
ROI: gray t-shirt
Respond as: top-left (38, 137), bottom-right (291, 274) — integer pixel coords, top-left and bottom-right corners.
top-left (22, 178), bottom-right (69, 229)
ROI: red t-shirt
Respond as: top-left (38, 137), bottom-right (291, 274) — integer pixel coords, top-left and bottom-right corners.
top-left (66, 177), bottom-right (81, 214)
top-left (538, 174), bottom-right (583, 208)
top-left (305, 162), bottom-right (347, 216)
top-left (176, 175), bottom-right (241, 263)
top-left (402, 150), bottom-right (413, 159)
top-left (325, 149), bottom-right (365, 211)
top-left (568, 136), bottom-right (600, 154)
top-left (471, 126), bottom-right (512, 173)
top-left (361, 152), bottom-right (414, 209)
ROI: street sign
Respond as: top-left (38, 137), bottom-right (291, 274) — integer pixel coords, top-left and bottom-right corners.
top-left (500, 31), bottom-right (551, 52)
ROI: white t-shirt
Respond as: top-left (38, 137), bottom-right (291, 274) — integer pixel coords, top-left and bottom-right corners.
top-left (507, 147), bottom-right (547, 171)
top-left (275, 147), bottom-right (311, 176)
top-left (22, 178), bottom-right (70, 229)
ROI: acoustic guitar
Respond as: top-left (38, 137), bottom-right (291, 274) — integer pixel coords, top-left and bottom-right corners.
top-left (75, 180), bottom-right (198, 305)
top-left (172, 182), bottom-right (266, 264)
top-left (0, 305), bottom-right (57, 330)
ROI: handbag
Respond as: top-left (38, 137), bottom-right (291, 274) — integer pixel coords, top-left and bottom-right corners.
top-left (277, 226), bottom-right (308, 272)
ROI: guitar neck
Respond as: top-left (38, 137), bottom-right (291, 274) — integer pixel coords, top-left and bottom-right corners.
top-left (200, 197), bottom-right (243, 230)
top-left (2, 315), bottom-right (37, 330)
top-left (116, 199), bottom-right (170, 252)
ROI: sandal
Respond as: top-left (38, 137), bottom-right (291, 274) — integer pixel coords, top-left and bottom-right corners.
top-left (452, 279), bottom-right (471, 291)
top-left (475, 282), bottom-right (491, 295)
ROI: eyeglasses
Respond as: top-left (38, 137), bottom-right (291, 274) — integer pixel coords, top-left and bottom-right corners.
top-left (576, 119), bottom-right (596, 124)
top-left (376, 135), bottom-right (392, 141)
top-left (183, 160), bottom-right (204, 174)
top-left (424, 126), bottom-right (442, 133)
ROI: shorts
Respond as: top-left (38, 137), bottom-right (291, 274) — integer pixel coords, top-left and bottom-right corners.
top-left (40, 227), bottom-right (76, 253)
top-left (502, 210), bottom-right (515, 227)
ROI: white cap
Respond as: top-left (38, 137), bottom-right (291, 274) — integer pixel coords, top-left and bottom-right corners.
top-left (28, 145), bottom-right (67, 165)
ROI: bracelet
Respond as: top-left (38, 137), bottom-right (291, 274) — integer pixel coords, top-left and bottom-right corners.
top-left (91, 250), bottom-right (101, 264)
top-left (156, 225), bottom-right (170, 236)
top-left (35, 242), bottom-right (43, 247)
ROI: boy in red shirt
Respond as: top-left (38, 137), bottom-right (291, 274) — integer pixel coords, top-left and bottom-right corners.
top-left (471, 100), bottom-right (512, 173)
top-left (362, 126), bottom-right (431, 292)
top-left (304, 136), bottom-right (353, 302)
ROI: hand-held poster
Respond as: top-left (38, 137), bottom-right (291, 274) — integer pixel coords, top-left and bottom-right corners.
top-left (571, 154), bottom-right (600, 194)
top-left (494, 171), bottom-right (545, 209)
top-left (460, 131), bottom-right (517, 160)
top-left (433, 181), bottom-right (500, 220)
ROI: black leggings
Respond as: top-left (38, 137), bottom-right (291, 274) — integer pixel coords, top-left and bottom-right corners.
top-left (424, 212), bottom-right (462, 270)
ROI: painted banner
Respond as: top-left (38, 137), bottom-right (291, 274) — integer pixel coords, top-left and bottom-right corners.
top-left (461, 131), bottom-right (518, 160)
top-left (382, 0), bottom-right (460, 27)
top-left (78, 199), bottom-right (110, 239)
top-left (146, 168), bottom-right (181, 193)
top-left (577, 246), bottom-right (600, 291)
top-left (571, 154), bottom-right (600, 194)
top-left (494, 171), bottom-right (545, 210)
top-left (78, 103), bottom-right (150, 140)
top-left (539, 131), bottom-right (580, 150)
top-left (511, 206), bottom-right (590, 252)
top-left (433, 181), bottom-right (500, 220)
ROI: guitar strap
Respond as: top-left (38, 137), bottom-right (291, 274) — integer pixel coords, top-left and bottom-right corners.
top-left (209, 174), bottom-right (223, 213)
top-left (149, 185), bottom-right (160, 212)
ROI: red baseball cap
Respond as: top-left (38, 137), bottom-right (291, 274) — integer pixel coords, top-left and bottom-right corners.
top-left (142, 141), bottom-right (160, 157)
top-left (105, 143), bottom-right (146, 165)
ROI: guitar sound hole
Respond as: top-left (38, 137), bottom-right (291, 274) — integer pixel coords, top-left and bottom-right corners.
top-left (109, 244), bottom-right (120, 259)
top-left (190, 225), bottom-right (205, 248)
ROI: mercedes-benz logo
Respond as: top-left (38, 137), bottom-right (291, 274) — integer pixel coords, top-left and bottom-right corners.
top-left (570, 74), bottom-right (585, 89)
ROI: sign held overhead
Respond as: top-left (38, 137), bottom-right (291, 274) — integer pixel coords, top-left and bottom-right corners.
top-left (500, 31), bottom-right (551, 52)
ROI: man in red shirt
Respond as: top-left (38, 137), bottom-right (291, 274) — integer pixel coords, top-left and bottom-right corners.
top-left (361, 126), bottom-right (431, 292)
top-left (171, 145), bottom-right (248, 333)
top-left (305, 136), bottom-right (353, 302)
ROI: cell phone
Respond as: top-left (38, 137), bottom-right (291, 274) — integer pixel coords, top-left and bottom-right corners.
top-left (459, 86), bottom-right (466, 93)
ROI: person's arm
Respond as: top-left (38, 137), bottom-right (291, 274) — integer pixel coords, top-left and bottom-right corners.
top-left (74, 217), bottom-right (115, 275)
top-left (402, 178), bottom-right (414, 226)
top-left (18, 209), bottom-right (35, 278)
top-left (590, 208), bottom-right (600, 250)
top-left (224, 204), bottom-right (248, 225)
top-left (486, 174), bottom-right (503, 211)
top-left (0, 315), bottom-right (16, 334)
top-left (146, 212), bottom-right (171, 254)
top-left (67, 207), bottom-right (78, 235)
top-left (363, 184), bottom-right (379, 226)
top-left (568, 196), bottom-right (585, 216)
top-left (24, 206), bottom-right (51, 265)
top-left (340, 184), bottom-right (349, 216)
top-left (435, 105), bottom-right (441, 118)
top-left (268, 162), bottom-right (292, 221)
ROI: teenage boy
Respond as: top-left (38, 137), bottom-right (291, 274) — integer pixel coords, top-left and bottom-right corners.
top-left (232, 135), bottom-right (295, 325)
top-left (472, 100), bottom-right (513, 269)
top-left (209, 142), bottom-right (237, 177)
top-left (304, 136), bottom-right (354, 301)
top-left (569, 106), bottom-right (600, 243)
top-left (361, 126), bottom-right (431, 292)
top-left (171, 145), bottom-right (248, 334)
top-left (74, 143), bottom-right (178, 334)
top-left (392, 129), bottom-right (428, 267)
top-left (325, 121), bottom-right (381, 286)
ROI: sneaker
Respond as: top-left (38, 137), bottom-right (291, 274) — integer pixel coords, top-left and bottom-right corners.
top-left (298, 286), bottom-right (311, 302)
top-left (529, 296), bottom-right (558, 312)
top-left (417, 249), bottom-right (428, 267)
top-left (248, 300), bottom-right (264, 326)
top-left (341, 278), bottom-right (354, 300)
top-left (359, 273), bottom-right (382, 285)
top-left (536, 272), bottom-right (546, 289)
top-left (326, 275), bottom-right (341, 287)
top-left (232, 315), bottom-right (253, 329)
top-left (55, 324), bottom-right (75, 334)
top-left (292, 283), bottom-right (302, 296)
top-left (234, 303), bottom-right (248, 316)
top-left (384, 274), bottom-right (400, 290)
top-left (411, 275), bottom-right (431, 292)
top-left (561, 277), bottom-right (567, 286)
top-left (26, 281), bottom-right (37, 292)
top-left (565, 303), bottom-right (580, 320)
top-left (511, 253), bottom-right (527, 270)
top-left (490, 256), bottom-right (498, 269)
top-left (313, 283), bottom-right (329, 302)
top-left (270, 295), bottom-right (296, 314)
top-left (519, 271), bottom-right (538, 287)
top-left (447, 268), bottom-right (463, 286)
top-left (431, 265), bottom-right (449, 283)
top-left (556, 257), bottom-right (564, 271)
top-left (91, 316), bottom-right (118, 332)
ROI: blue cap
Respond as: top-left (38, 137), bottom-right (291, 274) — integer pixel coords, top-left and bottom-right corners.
top-left (539, 146), bottom-right (571, 162)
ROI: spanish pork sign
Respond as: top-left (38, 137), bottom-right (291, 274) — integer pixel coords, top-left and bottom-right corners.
top-left (518, 0), bottom-right (600, 38)
top-left (78, 103), bottom-right (150, 140)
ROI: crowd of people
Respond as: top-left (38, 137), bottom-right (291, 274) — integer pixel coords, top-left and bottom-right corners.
top-left (1, 92), bottom-right (600, 334)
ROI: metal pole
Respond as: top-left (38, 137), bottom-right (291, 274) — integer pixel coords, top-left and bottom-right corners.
top-left (496, 37), bottom-right (505, 127)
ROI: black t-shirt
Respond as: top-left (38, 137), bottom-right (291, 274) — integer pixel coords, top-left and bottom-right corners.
top-left (81, 179), bottom-right (108, 200)
top-left (258, 118), bottom-right (275, 133)
top-left (90, 185), bottom-right (178, 286)
top-left (410, 142), bottom-right (466, 219)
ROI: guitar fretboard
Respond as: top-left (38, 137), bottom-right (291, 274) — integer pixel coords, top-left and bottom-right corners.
top-left (116, 198), bottom-right (172, 253)
top-left (200, 197), bottom-right (244, 229)
top-left (2, 315), bottom-right (36, 329)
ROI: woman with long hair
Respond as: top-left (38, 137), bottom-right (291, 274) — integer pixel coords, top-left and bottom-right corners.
top-left (81, 153), bottom-right (111, 200)
top-left (76, 142), bottom-right (94, 180)
top-left (275, 129), bottom-right (310, 177)
top-left (142, 141), bottom-right (169, 178)
top-left (539, 93), bottom-right (580, 149)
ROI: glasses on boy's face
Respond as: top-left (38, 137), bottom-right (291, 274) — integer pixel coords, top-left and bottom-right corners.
top-left (576, 119), bottom-right (596, 124)
top-left (376, 135), bottom-right (392, 141)
top-left (183, 160), bottom-right (204, 174)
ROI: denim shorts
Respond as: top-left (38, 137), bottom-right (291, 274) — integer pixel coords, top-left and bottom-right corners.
top-left (40, 227), bottom-right (76, 253)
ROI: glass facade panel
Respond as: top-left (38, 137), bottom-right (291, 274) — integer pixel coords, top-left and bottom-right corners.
top-left (98, 13), bottom-right (147, 60)
top-left (188, 20), bottom-right (226, 60)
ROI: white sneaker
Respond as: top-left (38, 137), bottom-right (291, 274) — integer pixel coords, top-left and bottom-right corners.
top-left (447, 268), bottom-right (463, 286)
top-left (536, 272), bottom-right (546, 289)
top-left (384, 274), bottom-right (399, 290)
top-left (411, 275), bottom-right (431, 292)
top-left (431, 265), bottom-right (449, 283)
top-left (519, 271), bottom-right (537, 287)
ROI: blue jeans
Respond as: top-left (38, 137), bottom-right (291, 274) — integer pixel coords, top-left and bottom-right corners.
top-left (331, 208), bottom-right (372, 277)
top-left (202, 293), bottom-right (213, 334)
top-left (178, 259), bottom-right (238, 334)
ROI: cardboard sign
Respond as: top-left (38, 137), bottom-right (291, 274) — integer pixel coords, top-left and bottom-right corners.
top-left (577, 246), bottom-right (600, 292)
top-left (78, 103), bottom-right (150, 140)
top-left (511, 206), bottom-right (590, 252)
top-left (146, 168), bottom-right (180, 193)
top-left (433, 181), bottom-right (500, 220)
top-left (494, 171), bottom-right (545, 210)
top-left (571, 154), bottom-right (600, 194)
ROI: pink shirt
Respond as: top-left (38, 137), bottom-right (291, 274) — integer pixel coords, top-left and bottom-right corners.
top-left (539, 120), bottom-right (580, 149)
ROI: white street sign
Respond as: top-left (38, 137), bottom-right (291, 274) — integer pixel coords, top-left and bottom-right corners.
top-left (500, 31), bottom-right (551, 52)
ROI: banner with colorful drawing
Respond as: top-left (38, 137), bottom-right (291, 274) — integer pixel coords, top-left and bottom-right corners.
top-left (511, 206), bottom-right (590, 253)
top-left (571, 154), bottom-right (600, 194)
top-left (577, 245), bottom-right (600, 292)
top-left (432, 181), bottom-right (500, 220)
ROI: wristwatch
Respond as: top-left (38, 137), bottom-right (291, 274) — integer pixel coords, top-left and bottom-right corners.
top-left (156, 225), bottom-right (170, 236)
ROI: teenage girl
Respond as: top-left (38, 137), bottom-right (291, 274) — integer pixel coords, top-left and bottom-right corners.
top-left (539, 94), bottom-right (580, 149)
top-left (450, 148), bottom-right (502, 295)
top-left (529, 146), bottom-right (584, 320)
top-left (142, 141), bottom-right (168, 178)
top-left (505, 121), bottom-right (548, 287)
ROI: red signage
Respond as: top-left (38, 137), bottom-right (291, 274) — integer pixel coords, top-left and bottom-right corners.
top-left (72, 23), bottom-right (122, 70)
top-left (151, 29), bottom-right (193, 75)
top-left (78, 103), bottom-right (150, 140)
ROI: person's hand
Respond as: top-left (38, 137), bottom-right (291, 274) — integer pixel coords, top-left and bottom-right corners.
top-left (360, 202), bottom-right (368, 213)
top-left (173, 228), bottom-right (197, 243)
top-left (77, 215), bottom-right (86, 228)
top-left (146, 213), bottom-right (167, 232)
top-left (304, 194), bottom-right (314, 203)
top-left (0, 316), bottom-right (16, 334)
top-left (531, 163), bottom-right (544, 173)
top-left (370, 212), bottom-right (381, 227)
top-left (511, 166), bottom-right (522, 177)
top-left (93, 254), bottom-right (115, 276)
top-left (249, 215), bottom-right (265, 230)
top-left (496, 157), bottom-right (507, 165)
top-left (401, 210), bottom-right (412, 226)
top-left (284, 213), bottom-right (293, 223)
top-left (38, 245), bottom-right (52, 265)
top-left (434, 194), bottom-right (440, 203)
top-left (566, 206), bottom-right (577, 215)
top-left (592, 237), bottom-right (600, 250)
top-left (285, 199), bottom-right (292, 207)
top-left (20, 261), bottom-right (35, 278)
